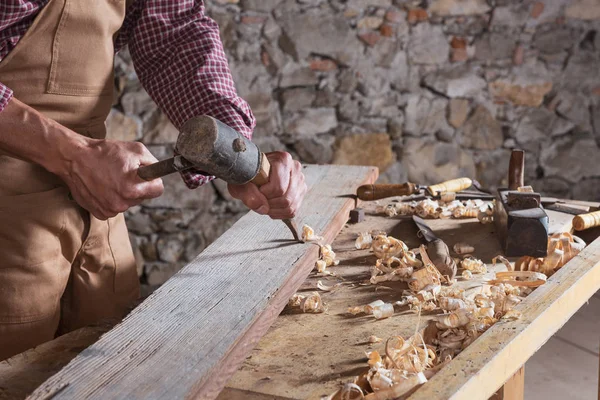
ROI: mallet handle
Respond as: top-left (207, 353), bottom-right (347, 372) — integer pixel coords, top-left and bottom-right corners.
top-left (251, 153), bottom-right (270, 186)
top-left (573, 211), bottom-right (600, 231)
top-left (138, 156), bottom-right (195, 181)
top-left (357, 183), bottom-right (418, 201)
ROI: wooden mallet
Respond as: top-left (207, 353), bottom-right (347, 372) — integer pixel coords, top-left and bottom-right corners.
top-left (137, 115), bottom-right (302, 242)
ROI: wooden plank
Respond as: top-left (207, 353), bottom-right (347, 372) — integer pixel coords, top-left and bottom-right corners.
top-left (525, 337), bottom-right (597, 400)
top-left (0, 326), bottom-right (109, 400)
top-left (501, 366), bottom-right (524, 400)
top-left (410, 236), bottom-right (600, 399)
top-left (27, 165), bottom-right (378, 400)
top-left (220, 206), bottom-right (596, 399)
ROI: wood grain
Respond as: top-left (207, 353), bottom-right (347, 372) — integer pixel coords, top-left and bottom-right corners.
top-left (26, 165), bottom-right (377, 400)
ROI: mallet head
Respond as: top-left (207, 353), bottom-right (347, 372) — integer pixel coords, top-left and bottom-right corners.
top-left (175, 116), bottom-right (262, 185)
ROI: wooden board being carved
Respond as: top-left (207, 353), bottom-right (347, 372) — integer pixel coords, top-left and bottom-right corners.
top-left (26, 165), bottom-right (378, 400)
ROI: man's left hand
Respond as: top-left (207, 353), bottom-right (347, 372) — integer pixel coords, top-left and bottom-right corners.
top-left (227, 151), bottom-right (307, 219)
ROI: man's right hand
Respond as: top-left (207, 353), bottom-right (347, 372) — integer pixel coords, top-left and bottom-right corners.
top-left (58, 139), bottom-right (164, 220)
top-left (0, 97), bottom-right (163, 220)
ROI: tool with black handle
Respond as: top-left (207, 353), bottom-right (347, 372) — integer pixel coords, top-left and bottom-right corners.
top-left (137, 115), bottom-right (302, 242)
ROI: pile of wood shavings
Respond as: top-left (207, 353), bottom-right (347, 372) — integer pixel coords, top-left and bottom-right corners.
top-left (325, 235), bottom-right (570, 400)
top-left (380, 198), bottom-right (494, 223)
top-left (515, 232), bottom-right (586, 277)
top-left (287, 225), bottom-right (341, 314)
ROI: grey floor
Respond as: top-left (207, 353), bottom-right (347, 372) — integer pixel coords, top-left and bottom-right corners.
top-left (525, 293), bottom-right (600, 399)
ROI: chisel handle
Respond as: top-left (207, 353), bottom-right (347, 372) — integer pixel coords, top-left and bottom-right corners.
top-left (357, 183), bottom-right (418, 201)
top-left (426, 177), bottom-right (472, 196)
top-left (573, 211), bottom-right (600, 231)
top-left (250, 154), bottom-right (302, 242)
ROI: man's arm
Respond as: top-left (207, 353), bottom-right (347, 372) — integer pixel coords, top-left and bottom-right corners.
top-left (121, 0), bottom-right (306, 219)
top-left (0, 97), bottom-right (164, 220)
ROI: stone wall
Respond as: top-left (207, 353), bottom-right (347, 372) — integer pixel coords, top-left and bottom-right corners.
top-left (111, 0), bottom-right (600, 291)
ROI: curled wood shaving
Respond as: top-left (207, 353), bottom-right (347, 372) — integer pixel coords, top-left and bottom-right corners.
top-left (302, 224), bottom-right (323, 242)
top-left (488, 271), bottom-right (547, 287)
top-left (462, 270), bottom-right (473, 280)
top-left (492, 255), bottom-right (514, 271)
top-left (355, 232), bottom-right (373, 250)
top-left (372, 303), bottom-right (394, 320)
top-left (515, 232), bottom-right (586, 277)
top-left (439, 192), bottom-right (456, 202)
top-left (453, 242), bottom-right (475, 255)
top-left (382, 199), bottom-right (493, 222)
top-left (369, 335), bottom-right (383, 344)
top-left (317, 280), bottom-right (340, 292)
top-left (460, 257), bottom-right (487, 274)
top-left (288, 291), bottom-right (325, 313)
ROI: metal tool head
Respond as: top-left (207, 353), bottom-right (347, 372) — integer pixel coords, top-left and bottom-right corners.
top-left (175, 115), bottom-right (262, 185)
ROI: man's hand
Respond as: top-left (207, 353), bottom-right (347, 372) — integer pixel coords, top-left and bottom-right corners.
top-left (227, 151), bottom-right (307, 219)
top-left (58, 140), bottom-right (164, 220)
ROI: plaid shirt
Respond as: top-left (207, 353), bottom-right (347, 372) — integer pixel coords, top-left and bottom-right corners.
top-left (0, 0), bottom-right (255, 188)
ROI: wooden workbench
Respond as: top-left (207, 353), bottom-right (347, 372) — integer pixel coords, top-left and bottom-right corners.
top-left (218, 202), bottom-right (600, 399)
top-left (2, 177), bottom-right (600, 399)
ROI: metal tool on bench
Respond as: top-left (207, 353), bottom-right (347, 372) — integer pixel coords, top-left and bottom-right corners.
top-left (137, 115), bottom-right (302, 242)
top-left (413, 215), bottom-right (457, 279)
top-left (357, 177), bottom-right (474, 201)
top-left (493, 150), bottom-right (549, 257)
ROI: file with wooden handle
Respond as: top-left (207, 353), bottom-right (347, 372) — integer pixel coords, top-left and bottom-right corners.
top-left (573, 211), bottom-right (600, 231)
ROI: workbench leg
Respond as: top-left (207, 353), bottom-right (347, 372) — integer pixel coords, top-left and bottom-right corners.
top-left (490, 366), bottom-right (525, 400)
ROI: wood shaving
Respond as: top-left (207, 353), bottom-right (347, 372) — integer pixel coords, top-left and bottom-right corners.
top-left (372, 303), bottom-right (394, 320)
top-left (487, 271), bottom-right (547, 287)
top-left (382, 198), bottom-right (493, 223)
top-left (369, 335), bottom-right (383, 344)
top-left (460, 257), bottom-right (487, 274)
top-left (287, 291), bottom-right (325, 313)
top-left (302, 224), bottom-right (323, 242)
top-left (453, 242), bottom-right (475, 255)
top-left (355, 232), bottom-right (373, 250)
top-left (515, 232), bottom-right (586, 277)
top-left (462, 270), bottom-right (473, 280)
top-left (492, 255), bottom-right (514, 271)
top-left (317, 280), bottom-right (340, 292)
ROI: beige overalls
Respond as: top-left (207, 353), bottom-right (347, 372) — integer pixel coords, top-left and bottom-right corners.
top-left (0, 0), bottom-right (139, 360)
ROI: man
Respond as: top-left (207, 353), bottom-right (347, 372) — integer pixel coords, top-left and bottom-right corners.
top-left (0, 0), bottom-right (306, 360)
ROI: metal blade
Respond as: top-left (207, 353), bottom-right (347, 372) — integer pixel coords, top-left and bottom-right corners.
top-left (412, 215), bottom-right (438, 243)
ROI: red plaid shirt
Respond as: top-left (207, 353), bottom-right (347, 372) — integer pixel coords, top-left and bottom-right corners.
top-left (0, 0), bottom-right (255, 188)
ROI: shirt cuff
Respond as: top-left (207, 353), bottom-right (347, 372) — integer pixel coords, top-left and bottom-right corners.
top-left (0, 83), bottom-right (14, 113)
top-left (180, 169), bottom-right (215, 189)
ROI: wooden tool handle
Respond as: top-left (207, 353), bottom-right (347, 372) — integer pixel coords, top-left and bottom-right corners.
top-left (426, 177), bottom-right (472, 196)
top-left (251, 153), bottom-right (270, 187)
top-left (573, 211), bottom-right (600, 231)
top-left (356, 183), bottom-right (418, 201)
top-left (138, 156), bottom-right (195, 181)
top-left (508, 150), bottom-right (525, 190)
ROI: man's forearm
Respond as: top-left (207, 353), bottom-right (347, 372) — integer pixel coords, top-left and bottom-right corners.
top-left (0, 97), bottom-right (88, 177)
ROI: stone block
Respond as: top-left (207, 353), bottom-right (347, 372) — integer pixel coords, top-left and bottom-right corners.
top-left (332, 133), bottom-right (395, 172)
top-left (460, 105), bottom-right (503, 150)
